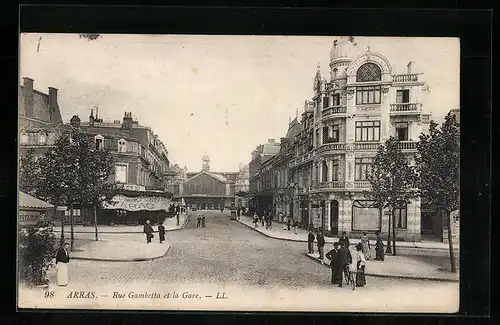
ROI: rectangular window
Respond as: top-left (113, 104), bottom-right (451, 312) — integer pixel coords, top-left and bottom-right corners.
top-left (115, 164), bottom-right (128, 183)
top-left (396, 89), bottom-right (410, 103)
top-left (323, 96), bottom-right (329, 109)
top-left (396, 122), bottom-right (409, 141)
top-left (394, 204), bottom-right (408, 228)
top-left (332, 160), bottom-right (339, 181)
top-left (332, 124), bottom-right (340, 142)
top-left (332, 94), bottom-right (340, 106)
top-left (95, 138), bottom-right (103, 150)
top-left (322, 127), bottom-right (329, 144)
top-left (355, 157), bottom-right (373, 181)
top-left (356, 86), bottom-right (382, 104)
top-left (355, 121), bottom-right (380, 142)
top-left (322, 161), bottom-right (328, 182)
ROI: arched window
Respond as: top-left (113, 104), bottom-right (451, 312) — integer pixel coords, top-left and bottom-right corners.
top-left (356, 63), bottom-right (382, 82)
top-left (39, 132), bottom-right (47, 145)
top-left (117, 138), bottom-right (127, 153)
top-left (94, 134), bottom-right (104, 150)
top-left (332, 68), bottom-right (338, 78)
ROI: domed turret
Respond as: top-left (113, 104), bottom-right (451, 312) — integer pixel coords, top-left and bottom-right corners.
top-left (329, 36), bottom-right (358, 62)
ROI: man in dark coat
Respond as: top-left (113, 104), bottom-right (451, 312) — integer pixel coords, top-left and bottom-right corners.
top-left (158, 222), bottom-right (166, 243)
top-left (143, 219), bottom-right (154, 243)
top-left (337, 241), bottom-right (353, 287)
top-left (339, 231), bottom-right (350, 248)
top-left (307, 230), bottom-right (315, 254)
top-left (316, 229), bottom-right (326, 260)
top-left (326, 242), bottom-right (340, 285)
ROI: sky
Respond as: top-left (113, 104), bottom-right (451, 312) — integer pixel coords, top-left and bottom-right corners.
top-left (20, 34), bottom-right (459, 172)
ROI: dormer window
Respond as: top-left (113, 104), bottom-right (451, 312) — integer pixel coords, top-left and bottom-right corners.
top-left (94, 134), bottom-right (104, 150)
top-left (117, 138), bottom-right (127, 153)
top-left (39, 132), bottom-right (47, 145)
top-left (20, 132), bottom-right (29, 144)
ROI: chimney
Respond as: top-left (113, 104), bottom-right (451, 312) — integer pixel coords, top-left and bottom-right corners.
top-left (121, 111), bottom-right (133, 130)
top-left (407, 61), bottom-right (412, 74)
top-left (22, 77), bottom-right (34, 118)
top-left (268, 139), bottom-right (275, 144)
top-left (89, 109), bottom-right (95, 127)
top-left (70, 115), bottom-right (81, 128)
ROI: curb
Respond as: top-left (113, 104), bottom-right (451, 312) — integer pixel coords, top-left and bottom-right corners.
top-left (237, 220), bottom-right (455, 251)
top-left (71, 245), bottom-right (172, 262)
top-left (304, 253), bottom-right (459, 283)
top-left (52, 216), bottom-right (190, 234)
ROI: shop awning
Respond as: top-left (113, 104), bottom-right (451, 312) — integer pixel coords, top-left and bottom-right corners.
top-left (101, 195), bottom-right (171, 211)
top-left (19, 191), bottom-right (54, 210)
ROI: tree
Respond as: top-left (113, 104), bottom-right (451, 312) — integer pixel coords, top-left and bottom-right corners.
top-left (416, 112), bottom-right (460, 273)
top-left (367, 136), bottom-right (418, 255)
top-left (37, 127), bottom-right (116, 249)
top-left (19, 149), bottom-right (40, 195)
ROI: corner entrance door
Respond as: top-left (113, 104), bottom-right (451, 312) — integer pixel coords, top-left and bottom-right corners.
top-left (330, 200), bottom-right (339, 236)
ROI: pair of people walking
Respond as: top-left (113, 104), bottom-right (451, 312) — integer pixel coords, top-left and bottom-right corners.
top-left (143, 219), bottom-right (166, 244)
top-left (196, 215), bottom-right (206, 227)
top-left (325, 241), bottom-right (367, 288)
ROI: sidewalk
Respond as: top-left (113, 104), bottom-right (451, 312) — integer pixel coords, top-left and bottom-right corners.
top-left (237, 216), bottom-right (455, 250)
top-left (305, 252), bottom-right (459, 282)
top-left (70, 240), bottom-right (171, 262)
top-left (53, 214), bottom-right (188, 234)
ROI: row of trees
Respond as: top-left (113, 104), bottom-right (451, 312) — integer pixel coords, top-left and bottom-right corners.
top-left (20, 127), bottom-right (117, 250)
top-left (367, 112), bottom-right (460, 273)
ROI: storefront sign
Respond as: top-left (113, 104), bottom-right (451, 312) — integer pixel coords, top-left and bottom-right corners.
top-left (19, 211), bottom-right (41, 226)
top-left (57, 206), bottom-right (67, 211)
top-left (102, 195), bottom-right (171, 211)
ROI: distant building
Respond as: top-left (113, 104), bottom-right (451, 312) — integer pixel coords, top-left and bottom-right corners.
top-left (177, 156), bottom-right (249, 209)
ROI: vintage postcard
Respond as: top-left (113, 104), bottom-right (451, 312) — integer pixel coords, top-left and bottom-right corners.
top-left (18, 34), bottom-right (460, 312)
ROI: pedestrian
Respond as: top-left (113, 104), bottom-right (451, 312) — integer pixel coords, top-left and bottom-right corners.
top-left (196, 216), bottom-right (201, 227)
top-left (375, 230), bottom-right (385, 261)
top-left (261, 214), bottom-right (265, 227)
top-left (339, 231), bottom-right (350, 248)
top-left (268, 213), bottom-right (273, 229)
top-left (316, 229), bottom-right (325, 261)
top-left (264, 214), bottom-right (269, 229)
top-left (176, 212), bottom-right (180, 226)
top-left (279, 213), bottom-right (284, 223)
top-left (287, 218), bottom-right (291, 231)
top-left (355, 243), bottom-right (367, 287)
top-left (293, 220), bottom-right (298, 234)
top-left (143, 219), bottom-right (154, 243)
top-left (202, 215), bottom-right (206, 227)
top-left (55, 242), bottom-right (70, 286)
top-left (360, 231), bottom-right (371, 260)
top-left (337, 241), bottom-right (353, 287)
top-left (253, 213), bottom-right (258, 228)
top-left (326, 242), bottom-right (340, 285)
top-left (307, 230), bottom-right (315, 254)
top-left (158, 222), bottom-right (166, 243)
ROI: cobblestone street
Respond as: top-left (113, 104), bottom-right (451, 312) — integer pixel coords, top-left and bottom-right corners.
top-left (22, 211), bottom-right (459, 312)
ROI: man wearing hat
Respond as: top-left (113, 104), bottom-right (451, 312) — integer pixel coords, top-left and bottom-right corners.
top-left (326, 242), bottom-right (341, 285)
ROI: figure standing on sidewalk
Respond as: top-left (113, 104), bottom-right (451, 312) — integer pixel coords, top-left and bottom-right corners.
top-left (143, 219), bottom-right (154, 243)
top-left (360, 231), bottom-right (371, 260)
top-left (375, 230), bottom-right (385, 261)
top-left (307, 230), bottom-right (315, 254)
top-left (287, 218), bottom-right (291, 231)
top-left (293, 220), bottom-right (298, 234)
top-left (337, 241), bottom-right (352, 288)
top-left (202, 215), bottom-right (206, 227)
top-left (355, 243), bottom-right (367, 287)
top-left (253, 213), bottom-right (259, 228)
top-left (339, 231), bottom-right (350, 248)
top-left (196, 216), bottom-right (201, 227)
top-left (55, 242), bottom-right (70, 286)
top-left (176, 212), bottom-right (180, 226)
top-left (326, 242), bottom-right (340, 285)
top-left (316, 229), bottom-right (325, 260)
top-left (158, 222), bottom-right (166, 243)
top-left (260, 214), bottom-right (265, 228)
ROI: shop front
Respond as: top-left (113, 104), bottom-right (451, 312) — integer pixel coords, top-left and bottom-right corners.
top-left (18, 191), bottom-right (54, 227)
top-left (101, 193), bottom-right (172, 226)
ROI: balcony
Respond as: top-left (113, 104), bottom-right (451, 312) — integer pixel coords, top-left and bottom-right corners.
top-left (354, 181), bottom-right (371, 189)
top-left (322, 105), bottom-right (347, 119)
top-left (392, 74), bottom-right (419, 83)
top-left (353, 142), bottom-right (380, 151)
top-left (398, 141), bottom-right (417, 151)
top-left (390, 103), bottom-right (422, 115)
top-left (316, 142), bottom-right (346, 154)
top-left (314, 181), bottom-right (346, 190)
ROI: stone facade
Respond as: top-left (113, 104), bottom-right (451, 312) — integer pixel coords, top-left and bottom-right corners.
top-left (248, 37), bottom-right (434, 241)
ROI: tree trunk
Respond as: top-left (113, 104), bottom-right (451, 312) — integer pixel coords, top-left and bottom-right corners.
top-left (94, 204), bottom-right (99, 241)
top-left (392, 208), bottom-right (397, 256)
top-left (446, 210), bottom-right (457, 273)
top-left (385, 208), bottom-right (392, 254)
top-left (57, 205), bottom-right (64, 245)
top-left (70, 203), bottom-right (75, 251)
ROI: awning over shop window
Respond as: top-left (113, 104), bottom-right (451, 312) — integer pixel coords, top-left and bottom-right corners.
top-left (102, 195), bottom-right (171, 211)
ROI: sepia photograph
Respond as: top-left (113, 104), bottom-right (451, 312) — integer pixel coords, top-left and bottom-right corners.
top-left (17, 34), bottom-right (460, 312)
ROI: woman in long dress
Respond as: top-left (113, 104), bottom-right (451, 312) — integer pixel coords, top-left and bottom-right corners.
top-left (355, 243), bottom-right (366, 287)
top-left (375, 230), bottom-right (385, 261)
top-left (360, 231), bottom-right (371, 260)
top-left (55, 242), bottom-right (70, 286)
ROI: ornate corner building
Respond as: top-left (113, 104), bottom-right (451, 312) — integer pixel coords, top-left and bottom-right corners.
top-left (249, 37), bottom-right (434, 242)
